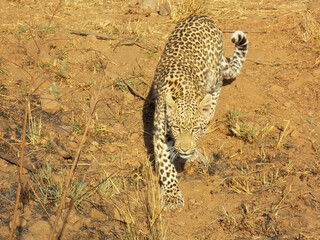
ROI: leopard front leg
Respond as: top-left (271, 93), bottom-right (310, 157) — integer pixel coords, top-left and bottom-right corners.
top-left (154, 101), bottom-right (184, 210)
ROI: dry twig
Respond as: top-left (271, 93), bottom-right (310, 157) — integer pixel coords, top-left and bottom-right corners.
top-left (0, 153), bottom-right (35, 173)
top-left (42, 0), bottom-right (64, 40)
top-left (123, 79), bottom-right (146, 100)
top-left (9, 92), bottom-right (30, 240)
top-left (70, 29), bottom-right (156, 52)
top-left (49, 137), bottom-right (72, 159)
top-left (222, 29), bottom-right (267, 33)
top-left (49, 61), bottom-right (108, 240)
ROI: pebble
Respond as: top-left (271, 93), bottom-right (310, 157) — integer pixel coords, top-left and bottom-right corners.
top-left (307, 1), bottom-right (320, 11)
top-left (141, 0), bottom-right (157, 11)
top-left (9, 217), bottom-right (27, 228)
top-left (270, 85), bottom-right (284, 93)
top-left (113, 208), bottom-right (131, 223)
top-left (288, 79), bottom-right (306, 91)
top-left (123, 92), bottom-right (135, 105)
top-left (40, 93), bottom-right (62, 114)
top-left (130, 133), bottom-right (140, 141)
top-left (159, 2), bottom-right (171, 16)
top-left (88, 145), bottom-right (98, 153)
top-left (28, 220), bottom-right (51, 238)
top-left (291, 130), bottom-right (300, 138)
top-left (9, 124), bottom-right (17, 130)
top-left (86, 35), bottom-right (97, 42)
top-left (283, 102), bottom-right (291, 108)
top-left (67, 209), bottom-right (82, 225)
top-left (91, 141), bottom-right (99, 147)
top-left (90, 208), bottom-right (108, 221)
top-left (68, 141), bottom-right (78, 150)
top-left (113, 123), bottom-right (125, 133)
top-left (103, 143), bottom-right (116, 153)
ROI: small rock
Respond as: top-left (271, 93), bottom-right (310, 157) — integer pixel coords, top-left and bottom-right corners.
top-left (141, 0), bottom-right (157, 11)
top-left (83, 217), bottom-right (91, 226)
top-left (0, 225), bottom-right (9, 237)
top-left (177, 221), bottom-right (186, 227)
top-left (67, 209), bottom-right (82, 225)
top-left (40, 93), bottom-right (62, 114)
top-left (291, 129), bottom-right (300, 138)
top-left (288, 79), bottom-right (306, 91)
top-left (0, 117), bottom-right (9, 136)
top-left (88, 145), bottom-right (98, 153)
top-left (123, 92), bottom-right (135, 105)
top-left (9, 217), bottom-right (27, 228)
top-left (130, 133), bottom-right (140, 141)
top-left (103, 143), bottom-right (117, 153)
top-left (112, 208), bottom-right (131, 223)
top-left (90, 208), bottom-right (108, 221)
top-left (21, 233), bottom-right (35, 240)
top-left (86, 35), bottom-right (97, 42)
top-left (307, 1), bottom-right (320, 11)
top-left (312, 68), bottom-right (320, 77)
top-left (9, 124), bottom-right (17, 130)
top-left (283, 102), bottom-right (291, 108)
top-left (38, 49), bottom-right (51, 65)
top-left (189, 198), bottom-right (196, 205)
top-left (270, 85), bottom-right (284, 93)
top-left (68, 141), bottom-right (78, 150)
top-left (159, 2), bottom-right (171, 16)
top-left (294, 139), bottom-right (305, 146)
top-left (91, 141), bottom-right (99, 147)
top-left (113, 123), bottom-right (125, 133)
top-left (275, 75), bottom-right (290, 81)
top-left (28, 220), bottom-right (51, 238)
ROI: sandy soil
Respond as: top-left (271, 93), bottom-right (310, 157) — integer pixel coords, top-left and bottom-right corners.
top-left (0, 0), bottom-right (320, 239)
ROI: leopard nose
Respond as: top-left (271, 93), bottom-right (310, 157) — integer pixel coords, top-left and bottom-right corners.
top-left (180, 147), bottom-right (189, 153)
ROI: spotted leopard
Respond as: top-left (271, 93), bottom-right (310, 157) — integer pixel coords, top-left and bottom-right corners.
top-left (152, 15), bottom-right (248, 210)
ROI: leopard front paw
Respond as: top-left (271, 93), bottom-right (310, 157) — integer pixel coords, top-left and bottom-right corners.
top-left (160, 187), bottom-right (184, 210)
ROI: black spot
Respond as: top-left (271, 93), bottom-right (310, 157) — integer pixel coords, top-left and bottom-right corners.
top-left (238, 36), bottom-right (247, 46)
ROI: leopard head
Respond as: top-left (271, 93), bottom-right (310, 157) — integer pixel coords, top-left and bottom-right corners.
top-left (166, 91), bottom-right (213, 159)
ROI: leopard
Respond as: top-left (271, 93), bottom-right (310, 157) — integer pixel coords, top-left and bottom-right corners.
top-left (152, 15), bottom-right (248, 210)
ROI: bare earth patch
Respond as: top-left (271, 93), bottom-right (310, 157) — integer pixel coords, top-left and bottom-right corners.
top-left (0, 0), bottom-right (319, 239)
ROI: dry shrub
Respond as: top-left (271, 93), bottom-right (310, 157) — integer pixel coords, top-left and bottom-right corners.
top-left (296, 11), bottom-right (320, 42)
top-left (219, 203), bottom-right (282, 238)
top-left (168, 0), bottom-right (207, 22)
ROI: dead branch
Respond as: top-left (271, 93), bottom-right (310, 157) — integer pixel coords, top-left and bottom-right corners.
top-left (70, 29), bottom-right (156, 52)
top-left (49, 137), bottom-right (72, 159)
top-left (42, 0), bottom-right (64, 40)
top-left (9, 92), bottom-right (30, 240)
top-left (123, 79), bottom-right (146, 100)
top-left (0, 153), bottom-right (35, 173)
top-left (222, 29), bottom-right (267, 33)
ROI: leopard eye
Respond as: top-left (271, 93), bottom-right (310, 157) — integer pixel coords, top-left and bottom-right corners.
top-left (172, 125), bottom-right (180, 132)
top-left (192, 127), bottom-right (201, 133)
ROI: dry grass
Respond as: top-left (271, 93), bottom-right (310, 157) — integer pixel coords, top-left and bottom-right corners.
top-left (225, 152), bottom-right (293, 196)
top-left (224, 109), bottom-right (274, 143)
top-left (112, 158), bottom-right (167, 240)
top-left (168, 0), bottom-right (207, 22)
top-left (296, 10), bottom-right (320, 42)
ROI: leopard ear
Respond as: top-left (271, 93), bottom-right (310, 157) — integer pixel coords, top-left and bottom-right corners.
top-left (199, 94), bottom-right (213, 119)
top-left (166, 91), bottom-right (177, 115)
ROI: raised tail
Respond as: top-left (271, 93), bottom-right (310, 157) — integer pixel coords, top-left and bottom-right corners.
top-left (222, 30), bottom-right (248, 80)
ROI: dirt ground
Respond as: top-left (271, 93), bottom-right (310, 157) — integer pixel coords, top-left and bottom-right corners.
top-left (0, 0), bottom-right (320, 239)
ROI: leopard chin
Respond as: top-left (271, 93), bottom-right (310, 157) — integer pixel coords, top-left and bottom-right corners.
top-left (179, 153), bottom-right (193, 159)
